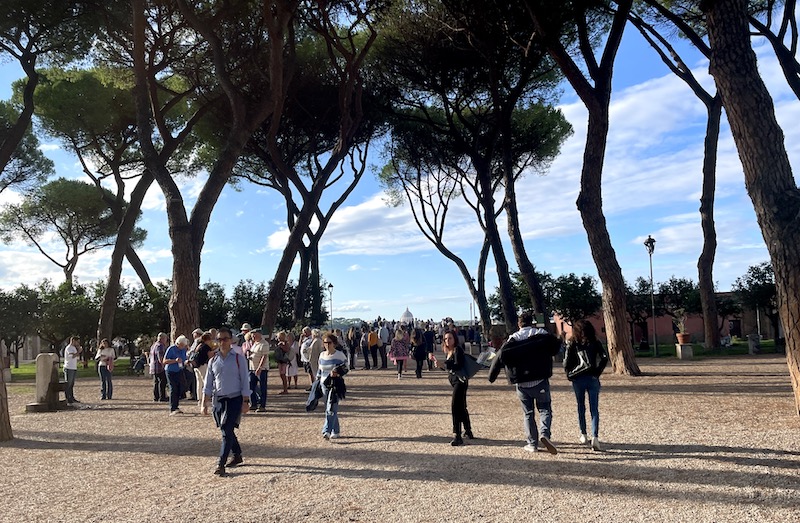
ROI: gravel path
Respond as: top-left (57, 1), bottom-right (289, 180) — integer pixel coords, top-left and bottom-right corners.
top-left (1, 354), bottom-right (798, 522)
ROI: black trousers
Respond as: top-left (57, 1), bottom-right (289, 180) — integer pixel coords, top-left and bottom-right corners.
top-left (451, 379), bottom-right (471, 435)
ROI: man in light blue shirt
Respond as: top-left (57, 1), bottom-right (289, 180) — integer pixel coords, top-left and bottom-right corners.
top-left (202, 327), bottom-right (250, 476)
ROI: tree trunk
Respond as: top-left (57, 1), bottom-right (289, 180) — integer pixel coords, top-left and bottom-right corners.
top-left (704, 0), bottom-right (800, 414)
top-left (698, 96), bottom-right (723, 350)
top-left (261, 202), bottom-right (316, 334)
top-left (309, 242), bottom-right (323, 326)
top-left (0, 352), bottom-right (12, 441)
top-left (579, 107), bottom-right (640, 375)
top-left (505, 176), bottom-right (547, 320)
top-left (527, 0), bottom-right (638, 375)
top-left (0, 56), bottom-right (37, 175)
top-left (97, 172), bottom-right (154, 341)
top-left (479, 175), bottom-right (517, 334)
top-left (293, 245), bottom-right (311, 323)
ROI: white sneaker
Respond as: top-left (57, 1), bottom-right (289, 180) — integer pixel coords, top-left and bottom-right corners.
top-left (322, 433), bottom-right (330, 439)
top-left (579, 433), bottom-right (589, 445)
top-left (591, 436), bottom-right (601, 451)
top-left (523, 443), bottom-right (538, 453)
top-left (329, 433), bottom-right (340, 440)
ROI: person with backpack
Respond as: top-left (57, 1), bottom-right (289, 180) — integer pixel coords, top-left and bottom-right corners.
top-left (359, 327), bottom-right (371, 370)
top-left (433, 330), bottom-right (474, 446)
top-left (487, 312), bottom-right (561, 454)
top-left (367, 328), bottom-right (379, 369)
top-left (202, 327), bottom-right (251, 476)
top-left (563, 319), bottom-right (609, 451)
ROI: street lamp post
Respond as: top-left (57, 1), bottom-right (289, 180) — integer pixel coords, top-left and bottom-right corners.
top-left (644, 235), bottom-right (658, 357)
top-left (327, 283), bottom-right (334, 332)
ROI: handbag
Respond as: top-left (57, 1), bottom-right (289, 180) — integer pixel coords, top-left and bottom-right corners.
top-left (454, 353), bottom-right (481, 381)
top-left (566, 349), bottom-right (593, 379)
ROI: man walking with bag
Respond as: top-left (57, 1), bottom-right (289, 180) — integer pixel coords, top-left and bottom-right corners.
top-left (488, 312), bottom-right (561, 454)
top-left (203, 327), bottom-right (251, 477)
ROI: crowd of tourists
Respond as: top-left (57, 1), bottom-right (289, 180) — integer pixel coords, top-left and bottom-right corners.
top-left (61, 313), bottom-right (609, 477)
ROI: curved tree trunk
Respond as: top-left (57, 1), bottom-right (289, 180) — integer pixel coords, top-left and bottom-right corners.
top-left (698, 96), bottom-right (722, 349)
top-left (0, 56), bottom-right (37, 175)
top-left (97, 172), bottom-right (154, 341)
top-left (261, 202), bottom-right (316, 334)
top-left (580, 107), bottom-right (640, 376)
top-left (527, 0), bottom-right (638, 375)
top-left (505, 177), bottom-right (547, 320)
top-left (477, 174), bottom-right (517, 334)
top-left (704, 0), bottom-right (800, 415)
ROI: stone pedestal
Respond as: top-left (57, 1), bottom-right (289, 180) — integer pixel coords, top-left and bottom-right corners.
top-left (676, 343), bottom-right (693, 360)
top-left (26, 353), bottom-right (69, 412)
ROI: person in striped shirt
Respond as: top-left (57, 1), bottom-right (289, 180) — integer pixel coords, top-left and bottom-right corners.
top-left (317, 333), bottom-right (349, 440)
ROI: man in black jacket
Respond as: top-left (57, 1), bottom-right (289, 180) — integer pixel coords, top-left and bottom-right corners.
top-left (488, 312), bottom-right (561, 454)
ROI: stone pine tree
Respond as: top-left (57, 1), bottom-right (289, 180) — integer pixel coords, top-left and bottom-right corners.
top-left (525, 0), bottom-right (640, 375)
top-left (0, 178), bottom-right (145, 287)
top-left (631, 1), bottom-right (723, 349)
top-left (701, 0), bottom-right (800, 414)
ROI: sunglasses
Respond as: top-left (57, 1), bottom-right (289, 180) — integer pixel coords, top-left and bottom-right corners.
top-left (323, 341), bottom-right (333, 345)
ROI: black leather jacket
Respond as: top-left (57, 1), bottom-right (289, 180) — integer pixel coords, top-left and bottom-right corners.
top-left (488, 333), bottom-right (561, 384)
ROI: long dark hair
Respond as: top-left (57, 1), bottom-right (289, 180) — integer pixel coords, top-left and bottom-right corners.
top-left (571, 320), bottom-right (597, 345)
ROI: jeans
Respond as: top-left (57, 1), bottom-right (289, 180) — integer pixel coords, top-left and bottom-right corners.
top-left (348, 347), bottom-right (357, 369)
top-left (572, 375), bottom-right (601, 437)
top-left (185, 368), bottom-right (197, 400)
top-left (369, 345), bottom-right (378, 368)
top-left (98, 366), bottom-right (113, 399)
top-left (321, 382), bottom-right (340, 435)
top-left (451, 379), bottom-right (471, 435)
top-left (515, 380), bottom-right (552, 445)
top-left (167, 371), bottom-right (182, 411)
top-left (378, 346), bottom-right (388, 368)
top-left (415, 358), bottom-right (424, 378)
top-left (396, 360), bottom-right (405, 375)
top-left (64, 368), bottom-right (77, 402)
top-left (153, 371), bottom-right (167, 401)
top-left (249, 369), bottom-right (267, 408)
top-left (216, 395), bottom-right (243, 466)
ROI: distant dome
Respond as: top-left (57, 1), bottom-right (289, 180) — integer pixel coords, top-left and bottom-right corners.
top-left (400, 307), bottom-right (414, 325)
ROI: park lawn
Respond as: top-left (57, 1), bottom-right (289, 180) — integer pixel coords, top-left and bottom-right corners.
top-left (8, 357), bottom-right (135, 382)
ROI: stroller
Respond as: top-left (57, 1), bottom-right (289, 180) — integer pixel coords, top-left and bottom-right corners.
top-left (131, 354), bottom-right (147, 376)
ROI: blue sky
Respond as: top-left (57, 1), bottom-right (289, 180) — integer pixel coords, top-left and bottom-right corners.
top-left (0, 28), bottom-right (796, 325)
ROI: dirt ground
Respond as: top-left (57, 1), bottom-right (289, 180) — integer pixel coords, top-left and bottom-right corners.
top-left (1, 353), bottom-right (798, 523)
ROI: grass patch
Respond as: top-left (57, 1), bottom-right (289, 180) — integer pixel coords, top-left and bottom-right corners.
top-left (634, 338), bottom-right (782, 359)
top-left (9, 357), bottom-right (136, 382)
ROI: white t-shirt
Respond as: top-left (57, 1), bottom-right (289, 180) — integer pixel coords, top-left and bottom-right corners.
top-left (64, 344), bottom-right (79, 370)
top-left (96, 347), bottom-right (116, 367)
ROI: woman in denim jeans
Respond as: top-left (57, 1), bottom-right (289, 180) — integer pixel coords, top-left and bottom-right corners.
top-left (564, 320), bottom-right (608, 451)
top-left (95, 338), bottom-right (116, 400)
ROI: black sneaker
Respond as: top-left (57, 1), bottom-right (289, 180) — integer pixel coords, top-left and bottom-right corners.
top-left (539, 436), bottom-right (558, 455)
top-left (463, 430), bottom-right (475, 440)
top-left (450, 436), bottom-right (464, 446)
top-left (213, 466), bottom-right (226, 476)
top-left (226, 455), bottom-right (243, 468)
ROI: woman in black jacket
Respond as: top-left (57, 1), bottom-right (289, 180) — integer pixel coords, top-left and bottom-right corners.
top-left (564, 320), bottom-right (608, 451)
top-left (411, 328), bottom-right (428, 379)
top-left (435, 330), bottom-right (473, 446)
